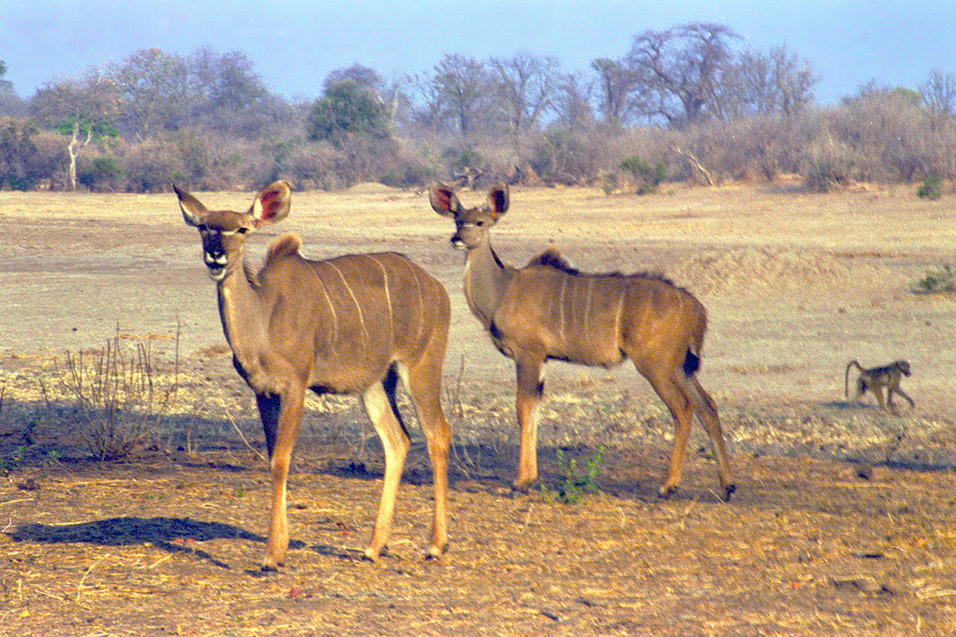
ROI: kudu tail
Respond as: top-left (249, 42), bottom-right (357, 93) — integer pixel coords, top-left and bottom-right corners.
top-left (683, 349), bottom-right (701, 376)
top-left (682, 307), bottom-right (708, 377)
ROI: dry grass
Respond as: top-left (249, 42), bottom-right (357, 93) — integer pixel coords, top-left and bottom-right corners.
top-left (1, 182), bottom-right (956, 634)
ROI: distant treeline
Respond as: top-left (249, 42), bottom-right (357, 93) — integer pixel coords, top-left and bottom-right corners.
top-left (1, 22), bottom-right (955, 194)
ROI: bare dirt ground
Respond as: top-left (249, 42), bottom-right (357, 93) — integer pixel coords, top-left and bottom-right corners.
top-left (1, 181), bottom-right (956, 635)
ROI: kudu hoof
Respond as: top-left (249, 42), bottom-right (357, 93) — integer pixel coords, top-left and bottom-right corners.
top-left (511, 478), bottom-right (538, 494)
top-left (425, 542), bottom-right (449, 561)
top-left (721, 484), bottom-right (737, 502)
top-left (657, 485), bottom-right (679, 500)
top-left (363, 545), bottom-right (389, 563)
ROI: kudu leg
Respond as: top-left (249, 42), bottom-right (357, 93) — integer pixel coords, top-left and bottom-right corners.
top-left (688, 377), bottom-right (735, 501)
top-left (361, 381), bottom-right (410, 561)
top-left (650, 375), bottom-right (695, 500)
top-left (401, 360), bottom-right (451, 558)
top-left (261, 386), bottom-right (305, 570)
top-left (513, 356), bottom-right (545, 491)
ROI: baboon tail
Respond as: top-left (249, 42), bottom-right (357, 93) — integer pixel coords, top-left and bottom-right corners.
top-left (844, 360), bottom-right (861, 399)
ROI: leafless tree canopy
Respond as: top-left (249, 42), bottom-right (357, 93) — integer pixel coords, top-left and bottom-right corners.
top-left (2, 20), bottom-right (955, 192)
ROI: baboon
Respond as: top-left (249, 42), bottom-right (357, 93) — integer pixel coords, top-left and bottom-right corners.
top-left (845, 359), bottom-right (914, 413)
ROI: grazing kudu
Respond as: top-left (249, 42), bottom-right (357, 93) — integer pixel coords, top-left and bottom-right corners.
top-left (176, 181), bottom-right (452, 569)
top-left (430, 183), bottom-right (735, 501)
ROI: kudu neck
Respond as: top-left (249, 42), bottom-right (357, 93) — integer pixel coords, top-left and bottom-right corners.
top-left (463, 235), bottom-right (513, 330)
top-left (215, 248), bottom-right (267, 352)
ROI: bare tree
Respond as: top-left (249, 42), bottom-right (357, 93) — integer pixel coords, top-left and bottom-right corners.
top-left (552, 71), bottom-right (595, 131)
top-left (590, 57), bottom-right (646, 129)
top-left (30, 73), bottom-right (118, 190)
top-left (921, 69), bottom-right (956, 123)
top-left (489, 53), bottom-right (560, 161)
top-left (770, 45), bottom-right (817, 117)
top-left (428, 53), bottom-right (490, 137)
top-left (718, 45), bottom-right (817, 118)
top-left (114, 48), bottom-right (188, 140)
top-left (0, 60), bottom-right (26, 117)
top-left (627, 22), bottom-right (740, 126)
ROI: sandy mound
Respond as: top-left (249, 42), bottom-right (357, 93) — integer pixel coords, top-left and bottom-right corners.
top-left (346, 182), bottom-right (398, 194)
top-left (672, 247), bottom-right (856, 295)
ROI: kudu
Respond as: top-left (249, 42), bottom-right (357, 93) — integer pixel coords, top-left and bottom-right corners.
top-left (176, 181), bottom-right (452, 569)
top-left (430, 183), bottom-right (735, 501)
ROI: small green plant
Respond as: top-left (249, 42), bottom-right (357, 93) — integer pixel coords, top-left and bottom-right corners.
top-left (913, 263), bottom-right (956, 294)
top-left (548, 445), bottom-right (606, 505)
top-left (0, 446), bottom-right (26, 476)
top-left (620, 156), bottom-right (666, 195)
top-left (917, 175), bottom-right (943, 200)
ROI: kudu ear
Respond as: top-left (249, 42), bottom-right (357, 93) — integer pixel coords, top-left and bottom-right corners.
top-left (252, 181), bottom-right (292, 227)
top-left (429, 183), bottom-right (461, 217)
top-left (174, 184), bottom-right (207, 227)
top-left (487, 184), bottom-right (509, 218)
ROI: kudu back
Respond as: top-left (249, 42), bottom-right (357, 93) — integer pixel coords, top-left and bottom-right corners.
top-left (177, 181), bottom-right (452, 569)
top-left (430, 183), bottom-right (734, 501)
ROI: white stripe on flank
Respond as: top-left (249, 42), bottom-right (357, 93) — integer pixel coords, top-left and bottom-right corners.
top-left (614, 286), bottom-right (626, 347)
top-left (314, 268), bottom-right (339, 348)
top-left (369, 255), bottom-right (394, 345)
top-left (327, 261), bottom-right (368, 347)
top-left (583, 277), bottom-right (593, 341)
top-left (397, 256), bottom-right (425, 341)
top-left (558, 276), bottom-right (568, 342)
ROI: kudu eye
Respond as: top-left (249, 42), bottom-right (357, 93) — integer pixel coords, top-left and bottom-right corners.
top-left (236, 227), bottom-right (249, 234)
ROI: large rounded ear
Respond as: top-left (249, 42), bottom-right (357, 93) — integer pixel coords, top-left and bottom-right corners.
top-left (251, 181), bottom-right (292, 227)
top-left (488, 184), bottom-right (509, 219)
top-left (174, 184), bottom-right (207, 227)
top-left (429, 183), bottom-right (462, 217)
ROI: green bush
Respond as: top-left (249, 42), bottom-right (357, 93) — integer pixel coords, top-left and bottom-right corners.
top-left (804, 160), bottom-right (849, 193)
top-left (917, 175), bottom-right (943, 200)
top-left (913, 264), bottom-right (956, 294)
top-left (620, 155), bottom-right (666, 194)
top-left (306, 79), bottom-right (390, 148)
top-left (441, 146), bottom-right (484, 174)
top-left (78, 156), bottom-right (123, 191)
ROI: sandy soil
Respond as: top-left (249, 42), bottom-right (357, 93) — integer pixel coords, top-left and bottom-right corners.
top-left (1, 181), bottom-right (955, 635)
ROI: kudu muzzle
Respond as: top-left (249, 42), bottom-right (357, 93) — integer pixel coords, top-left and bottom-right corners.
top-left (199, 230), bottom-right (230, 281)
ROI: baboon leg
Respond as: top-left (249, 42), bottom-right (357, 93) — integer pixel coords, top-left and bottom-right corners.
top-left (361, 381), bottom-right (410, 561)
top-left (689, 377), bottom-right (735, 501)
top-left (873, 385), bottom-right (888, 410)
top-left (262, 384), bottom-right (305, 570)
top-left (399, 357), bottom-right (451, 559)
top-left (650, 373), bottom-right (695, 499)
top-left (893, 387), bottom-right (915, 408)
top-left (513, 354), bottom-right (545, 491)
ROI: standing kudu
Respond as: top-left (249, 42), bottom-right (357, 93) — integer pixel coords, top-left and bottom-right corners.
top-left (176, 181), bottom-right (452, 569)
top-left (430, 183), bottom-right (735, 501)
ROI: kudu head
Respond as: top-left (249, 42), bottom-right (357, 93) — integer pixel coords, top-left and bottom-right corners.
top-left (429, 183), bottom-right (509, 250)
top-left (176, 181), bottom-right (292, 282)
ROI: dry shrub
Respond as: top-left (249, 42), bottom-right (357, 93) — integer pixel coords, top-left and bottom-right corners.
top-left (54, 332), bottom-right (179, 460)
top-left (281, 142), bottom-right (344, 191)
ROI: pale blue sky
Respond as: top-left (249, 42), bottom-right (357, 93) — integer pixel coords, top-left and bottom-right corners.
top-left (2, 0), bottom-right (955, 104)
